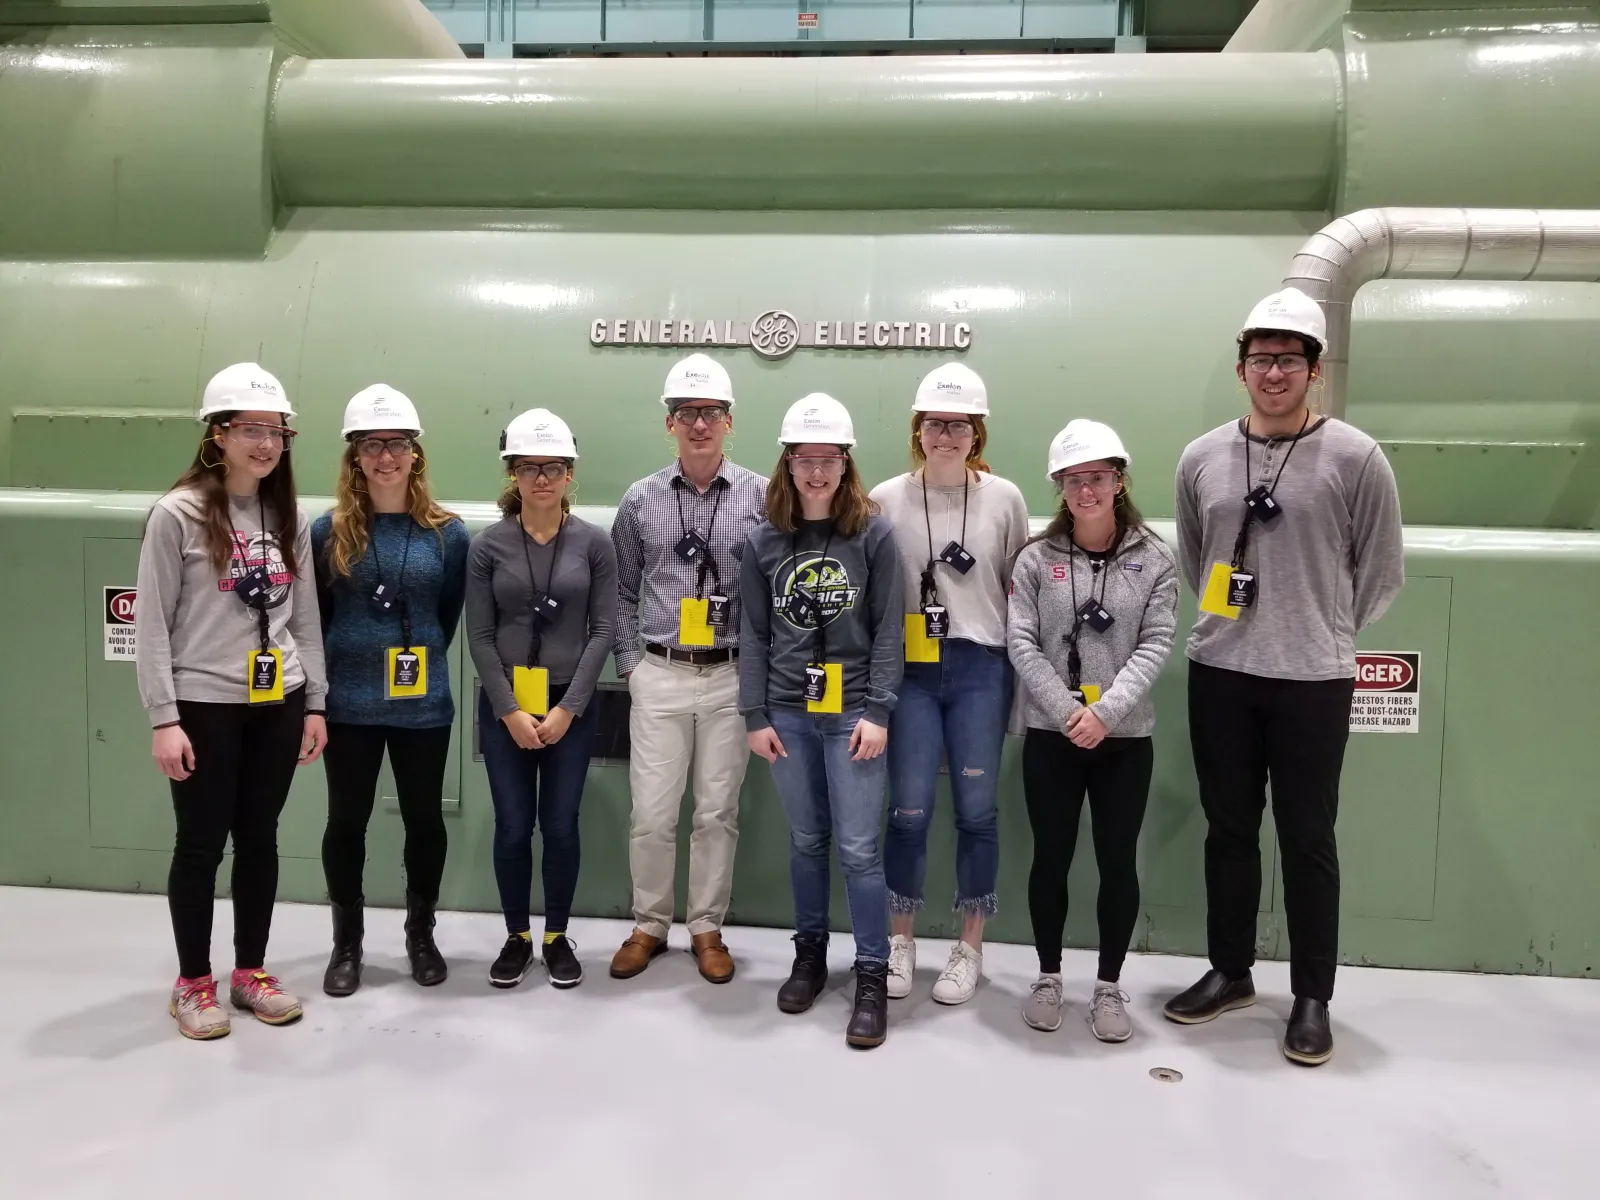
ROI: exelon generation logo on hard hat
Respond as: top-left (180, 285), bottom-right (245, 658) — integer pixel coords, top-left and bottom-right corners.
top-left (589, 310), bottom-right (972, 360)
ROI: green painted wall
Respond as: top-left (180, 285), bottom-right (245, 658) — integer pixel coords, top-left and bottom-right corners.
top-left (2, 1), bottom-right (1599, 977)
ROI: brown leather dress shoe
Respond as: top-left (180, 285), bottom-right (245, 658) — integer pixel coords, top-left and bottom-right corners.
top-left (610, 930), bottom-right (668, 979)
top-left (691, 931), bottom-right (735, 984)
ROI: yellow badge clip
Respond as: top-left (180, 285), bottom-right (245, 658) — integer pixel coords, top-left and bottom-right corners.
top-left (678, 597), bottom-right (715, 648)
top-left (904, 613), bottom-right (941, 664)
top-left (513, 665), bottom-right (550, 716)
top-left (805, 662), bottom-right (844, 714)
top-left (246, 648), bottom-right (284, 705)
top-left (387, 646), bottom-right (428, 699)
top-left (1199, 561), bottom-right (1243, 620)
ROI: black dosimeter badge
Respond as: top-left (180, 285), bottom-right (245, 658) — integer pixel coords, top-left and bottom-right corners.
top-left (674, 530), bottom-right (708, 563)
top-left (937, 541), bottom-right (976, 575)
top-left (1076, 598), bottom-right (1114, 633)
top-left (1244, 485), bottom-right (1283, 523)
top-left (235, 564), bottom-right (272, 610)
top-left (788, 586), bottom-right (822, 626)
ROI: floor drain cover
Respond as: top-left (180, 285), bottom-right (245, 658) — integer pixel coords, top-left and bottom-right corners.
top-left (1149, 1067), bottom-right (1184, 1083)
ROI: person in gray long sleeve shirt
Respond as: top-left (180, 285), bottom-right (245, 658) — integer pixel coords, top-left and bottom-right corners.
top-left (1163, 288), bottom-right (1406, 1068)
top-left (465, 407), bottom-right (618, 991)
top-left (737, 392), bottom-right (903, 1049)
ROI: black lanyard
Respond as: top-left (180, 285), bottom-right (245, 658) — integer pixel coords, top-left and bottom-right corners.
top-left (368, 517), bottom-right (415, 649)
top-left (1064, 535), bottom-right (1118, 689)
top-left (1232, 410), bottom-right (1309, 568)
top-left (919, 470), bottom-right (969, 609)
top-left (518, 514), bottom-right (565, 668)
top-left (790, 522), bottom-right (835, 665)
top-left (676, 466), bottom-right (727, 599)
top-left (229, 495), bottom-right (273, 655)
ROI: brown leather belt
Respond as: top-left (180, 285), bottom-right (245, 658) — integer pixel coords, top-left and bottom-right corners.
top-left (646, 644), bottom-right (737, 667)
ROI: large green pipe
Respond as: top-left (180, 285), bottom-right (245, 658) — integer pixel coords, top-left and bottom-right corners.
top-left (271, 52), bottom-right (1340, 211)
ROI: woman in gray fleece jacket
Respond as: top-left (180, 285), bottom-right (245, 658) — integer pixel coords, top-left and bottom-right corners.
top-left (1007, 419), bottom-right (1177, 1043)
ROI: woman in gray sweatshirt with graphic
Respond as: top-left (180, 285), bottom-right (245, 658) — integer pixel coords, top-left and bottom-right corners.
top-left (135, 363), bottom-right (328, 1042)
top-left (1007, 419), bottom-right (1177, 1044)
top-left (738, 393), bottom-right (903, 1050)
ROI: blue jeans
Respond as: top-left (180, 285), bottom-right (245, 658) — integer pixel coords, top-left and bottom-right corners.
top-left (884, 638), bottom-right (1012, 916)
top-left (479, 686), bottom-right (599, 935)
top-left (766, 707), bottom-right (891, 966)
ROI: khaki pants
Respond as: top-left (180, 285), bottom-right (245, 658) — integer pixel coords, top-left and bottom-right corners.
top-left (627, 653), bottom-right (749, 938)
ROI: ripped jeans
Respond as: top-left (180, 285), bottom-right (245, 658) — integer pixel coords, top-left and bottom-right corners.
top-left (884, 638), bottom-right (1012, 917)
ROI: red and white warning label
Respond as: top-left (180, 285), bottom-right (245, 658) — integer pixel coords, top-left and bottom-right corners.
top-left (104, 586), bottom-right (137, 661)
top-left (1350, 651), bottom-right (1419, 733)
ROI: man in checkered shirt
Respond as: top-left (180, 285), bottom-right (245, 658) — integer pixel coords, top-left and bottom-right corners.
top-left (608, 354), bottom-right (769, 984)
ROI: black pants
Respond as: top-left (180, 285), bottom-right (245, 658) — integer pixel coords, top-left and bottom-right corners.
top-left (1023, 729), bottom-right (1153, 983)
top-left (1188, 661), bottom-right (1355, 1003)
top-left (321, 723), bottom-right (453, 909)
top-left (168, 689), bottom-right (305, 980)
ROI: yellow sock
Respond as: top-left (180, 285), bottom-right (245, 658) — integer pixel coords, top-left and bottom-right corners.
top-left (516, 931), bottom-right (533, 942)
top-left (543, 931), bottom-right (564, 945)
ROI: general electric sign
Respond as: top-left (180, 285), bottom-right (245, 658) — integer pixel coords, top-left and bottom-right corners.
top-left (589, 310), bottom-right (972, 360)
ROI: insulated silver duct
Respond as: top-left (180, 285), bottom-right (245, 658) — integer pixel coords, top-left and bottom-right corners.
top-left (1282, 208), bottom-right (1600, 418)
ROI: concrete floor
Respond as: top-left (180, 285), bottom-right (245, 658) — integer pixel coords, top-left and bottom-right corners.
top-left (1, 886), bottom-right (1595, 1198)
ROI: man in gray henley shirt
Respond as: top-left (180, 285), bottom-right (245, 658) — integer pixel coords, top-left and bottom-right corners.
top-left (1164, 287), bottom-right (1404, 1068)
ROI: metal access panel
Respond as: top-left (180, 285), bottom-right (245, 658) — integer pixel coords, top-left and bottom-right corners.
top-left (1274, 574), bottom-right (1451, 923)
top-left (83, 536), bottom-right (323, 862)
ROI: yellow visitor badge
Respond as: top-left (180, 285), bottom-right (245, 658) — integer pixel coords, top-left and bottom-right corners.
top-left (678, 597), bottom-right (715, 648)
top-left (1199, 561), bottom-right (1243, 620)
top-left (246, 648), bottom-right (284, 705)
top-left (387, 646), bottom-right (428, 699)
top-left (1075, 684), bottom-right (1102, 705)
top-left (805, 662), bottom-right (844, 714)
top-left (904, 613), bottom-right (940, 664)
top-left (513, 665), bottom-right (550, 716)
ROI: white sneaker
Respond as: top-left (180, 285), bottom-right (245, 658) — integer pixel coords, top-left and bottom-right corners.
top-left (169, 976), bottom-right (231, 1041)
top-left (1088, 980), bottom-right (1133, 1043)
top-left (1023, 974), bottom-right (1064, 1032)
top-left (887, 935), bottom-right (916, 1000)
top-left (931, 941), bottom-right (981, 1006)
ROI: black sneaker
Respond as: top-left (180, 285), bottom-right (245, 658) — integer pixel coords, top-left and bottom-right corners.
top-left (542, 934), bottom-right (584, 989)
top-left (488, 935), bottom-right (535, 989)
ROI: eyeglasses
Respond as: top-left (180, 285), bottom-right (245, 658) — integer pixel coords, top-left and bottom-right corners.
top-left (223, 422), bottom-right (296, 448)
top-left (920, 418), bottom-right (974, 439)
top-left (355, 436), bottom-right (415, 459)
top-left (787, 454), bottom-right (848, 476)
top-left (1056, 470), bottom-right (1119, 494)
top-left (512, 462), bottom-right (570, 482)
top-left (672, 405), bottom-right (730, 428)
top-left (1243, 353), bottom-right (1310, 375)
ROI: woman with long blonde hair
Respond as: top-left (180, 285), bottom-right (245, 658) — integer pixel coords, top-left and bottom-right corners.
top-left (312, 385), bottom-right (469, 997)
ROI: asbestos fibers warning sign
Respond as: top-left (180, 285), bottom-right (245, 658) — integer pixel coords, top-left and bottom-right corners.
top-left (1350, 651), bottom-right (1419, 734)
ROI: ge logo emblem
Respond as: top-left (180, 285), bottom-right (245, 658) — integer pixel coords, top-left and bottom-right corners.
top-left (749, 310), bottom-right (801, 360)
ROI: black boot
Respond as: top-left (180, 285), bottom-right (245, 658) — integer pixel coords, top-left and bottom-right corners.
top-left (323, 900), bottom-right (363, 997)
top-left (777, 934), bottom-right (829, 1014)
top-left (404, 892), bottom-right (448, 987)
top-left (1162, 969), bottom-right (1255, 1024)
top-left (846, 962), bottom-right (889, 1049)
top-left (1283, 998), bottom-right (1334, 1066)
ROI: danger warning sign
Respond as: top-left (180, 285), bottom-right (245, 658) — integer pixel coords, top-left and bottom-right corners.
top-left (1350, 651), bottom-right (1419, 734)
top-left (104, 586), bottom-right (137, 662)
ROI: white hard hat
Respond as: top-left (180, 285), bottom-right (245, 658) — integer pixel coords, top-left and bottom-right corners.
top-left (197, 362), bottom-right (293, 422)
top-left (1046, 419), bottom-right (1130, 478)
top-left (662, 353), bottom-right (735, 408)
top-left (913, 362), bottom-right (988, 416)
top-left (778, 393), bottom-right (856, 447)
top-left (1239, 287), bottom-right (1326, 349)
top-left (501, 408), bottom-right (579, 460)
top-left (342, 384), bottom-right (424, 439)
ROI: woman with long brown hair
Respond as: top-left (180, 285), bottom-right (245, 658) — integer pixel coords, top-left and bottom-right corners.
top-left (135, 362), bottom-right (328, 1041)
top-left (868, 363), bottom-right (1030, 1007)
top-left (1006, 420), bottom-right (1177, 1043)
top-left (312, 386), bottom-right (470, 997)
top-left (738, 393), bottom-right (904, 1049)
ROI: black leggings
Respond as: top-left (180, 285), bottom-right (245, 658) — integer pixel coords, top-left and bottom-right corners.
top-left (168, 689), bottom-right (305, 980)
top-left (1022, 729), bottom-right (1153, 982)
top-left (321, 723), bottom-right (453, 908)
